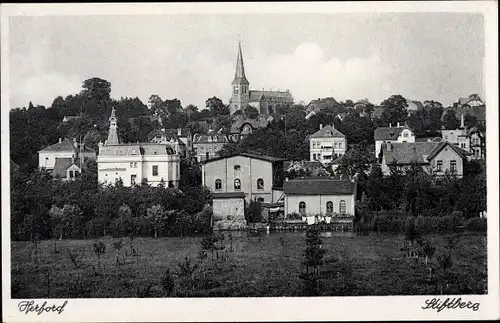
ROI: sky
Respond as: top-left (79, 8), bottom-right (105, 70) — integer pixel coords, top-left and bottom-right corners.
top-left (8, 13), bottom-right (484, 110)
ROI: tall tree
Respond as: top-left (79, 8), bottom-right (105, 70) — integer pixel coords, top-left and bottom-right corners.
top-left (206, 96), bottom-right (229, 116)
top-left (442, 109), bottom-right (460, 130)
top-left (380, 95), bottom-right (409, 126)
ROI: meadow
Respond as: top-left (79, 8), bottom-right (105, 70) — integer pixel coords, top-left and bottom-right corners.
top-left (11, 231), bottom-right (487, 298)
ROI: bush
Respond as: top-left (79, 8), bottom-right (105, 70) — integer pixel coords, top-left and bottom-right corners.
top-left (464, 217), bottom-right (487, 232)
top-left (370, 214), bottom-right (405, 233)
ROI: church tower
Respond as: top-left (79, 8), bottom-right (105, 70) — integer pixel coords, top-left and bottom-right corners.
top-left (106, 107), bottom-right (119, 145)
top-left (229, 40), bottom-right (250, 114)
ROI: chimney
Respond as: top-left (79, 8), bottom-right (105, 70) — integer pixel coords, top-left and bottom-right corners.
top-left (59, 138), bottom-right (62, 143)
top-left (177, 128), bottom-right (182, 136)
top-left (397, 122), bottom-right (400, 127)
top-left (320, 124), bottom-right (323, 130)
top-left (389, 123), bottom-right (392, 127)
top-left (460, 113), bottom-right (465, 129)
top-left (285, 177), bottom-right (289, 182)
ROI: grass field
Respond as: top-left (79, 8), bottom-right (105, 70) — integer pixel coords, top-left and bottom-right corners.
top-left (11, 232), bottom-right (487, 298)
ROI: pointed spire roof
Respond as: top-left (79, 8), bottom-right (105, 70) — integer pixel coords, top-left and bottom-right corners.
top-left (232, 40), bottom-right (249, 85)
top-left (106, 107), bottom-right (119, 145)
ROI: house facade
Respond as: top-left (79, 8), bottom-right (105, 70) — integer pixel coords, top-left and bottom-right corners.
top-left (202, 152), bottom-right (285, 229)
top-left (52, 158), bottom-right (82, 181)
top-left (309, 124), bottom-right (347, 164)
top-left (283, 177), bottom-right (356, 219)
top-left (38, 137), bottom-right (96, 171)
top-left (97, 108), bottom-right (180, 187)
top-left (374, 123), bottom-right (415, 158)
top-left (379, 141), bottom-right (471, 177)
top-left (192, 133), bottom-right (230, 162)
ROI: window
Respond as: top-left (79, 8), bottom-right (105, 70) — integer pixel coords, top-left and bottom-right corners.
top-left (436, 160), bottom-right (443, 172)
top-left (339, 200), bottom-right (346, 214)
top-left (234, 86), bottom-right (239, 94)
top-left (152, 165), bottom-right (159, 176)
top-left (168, 181), bottom-right (174, 188)
top-left (450, 160), bottom-right (457, 173)
top-left (257, 197), bottom-right (264, 202)
top-left (234, 165), bottom-right (241, 171)
top-left (299, 202), bottom-right (306, 215)
top-left (461, 143), bottom-right (466, 148)
top-left (257, 178), bottom-right (264, 190)
top-left (324, 155), bottom-right (332, 160)
top-left (326, 201), bottom-right (333, 214)
top-left (313, 153), bottom-right (317, 160)
top-left (69, 171), bottom-right (74, 178)
top-left (131, 175), bottom-right (137, 185)
top-left (205, 152), bottom-right (209, 160)
top-left (234, 179), bottom-right (241, 190)
top-left (339, 142), bottom-right (342, 148)
top-left (215, 179), bottom-right (222, 190)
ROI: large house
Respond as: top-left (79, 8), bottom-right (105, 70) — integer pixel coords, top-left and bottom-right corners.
top-left (440, 114), bottom-right (486, 160)
top-left (201, 152), bottom-right (285, 228)
top-left (192, 132), bottom-right (230, 162)
top-left (38, 138), bottom-right (96, 178)
top-left (97, 108), bottom-right (180, 187)
top-left (230, 115), bottom-right (270, 139)
top-left (228, 41), bottom-right (294, 115)
top-left (374, 123), bottom-right (416, 158)
top-left (453, 94), bottom-right (484, 108)
top-left (378, 141), bottom-right (471, 177)
top-left (283, 177), bottom-right (356, 223)
top-left (148, 128), bottom-right (192, 158)
top-left (308, 124), bottom-right (347, 164)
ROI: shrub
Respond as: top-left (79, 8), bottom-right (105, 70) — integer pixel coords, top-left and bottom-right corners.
top-left (464, 217), bottom-right (487, 232)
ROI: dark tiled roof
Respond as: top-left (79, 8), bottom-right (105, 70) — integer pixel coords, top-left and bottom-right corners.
top-left (284, 178), bottom-right (356, 195)
top-left (148, 128), bottom-right (191, 141)
top-left (193, 133), bottom-right (229, 144)
top-left (230, 116), bottom-right (268, 134)
top-left (248, 90), bottom-right (293, 102)
top-left (212, 192), bottom-right (246, 199)
top-left (39, 138), bottom-right (76, 153)
top-left (381, 142), bottom-right (470, 165)
top-left (309, 125), bottom-right (345, 138)
top-left (52, 158), bottom-right (80, 178)
top-left (374, 126), bottom-right (409, 141)
top-left (202, 152), bottom-right (284, 165)
top-left (98, 143), bottom-right (176, 156)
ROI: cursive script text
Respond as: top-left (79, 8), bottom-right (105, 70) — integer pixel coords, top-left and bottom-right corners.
top-left (18, 300), bottom-right (68, 315)
top-left (422, 297), bottom-right (479, 312)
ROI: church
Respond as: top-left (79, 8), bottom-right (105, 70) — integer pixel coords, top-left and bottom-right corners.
top-left (228, 41), bottom-right (294, 115)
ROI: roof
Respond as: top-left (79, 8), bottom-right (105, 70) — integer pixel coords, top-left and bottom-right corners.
top-left (193, 133), bottom-right (229, 144)
top-left (248, 90), bottom-right (293, 102)
top-left (307, 97), bottom-right (339, 111)
top-left (374, 126), bottom-right (412, 141)
top-left (283, 177), bottom-right (356, 195)
top-left (309, 125), bottom-right (345, 139)
top-left (284, 160), bottom-right (325, 171)
top-left (202, 152), bottom-right (284, 165)
top-left (98, 143), bottom-right (176, 157)
top-left (212, 192), bottom-right (246, 199)
top-left (230, 116), bottom-right (268, 134)
top-left (380, 142), bottom-right (471, 165)
top-left (39, 138), bottom-right (76, 153)
top-left (148, 128), bottom-right (191, 141)
top-left (52, 158), bottom-right (81, 178)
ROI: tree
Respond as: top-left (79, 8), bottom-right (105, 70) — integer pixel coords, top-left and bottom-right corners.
top-left (246, 200), bottom-right (262, 224)
top-left (81, 77), bottom-right (111, 101)
top-left (303, 226), bottom-right (326, 275)
top-left (333, 145), bottom-right (376, 178)
top-left (244, 105), bottom-right (259, 119)
top-left (146, 204), bottom-right (168, 238)
top-left (442, 109), bottom-right (460, 130)
top-left (206, 96), bottom-right (229, 116)
top-left (380, 95), bottom-right (409, 126)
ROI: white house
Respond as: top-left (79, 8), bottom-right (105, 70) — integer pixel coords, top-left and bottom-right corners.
top-left (38, 137), bottom-right (96, 171)
top-left (97, 108), bottom-right (180, 187)
top-left (308, 124), bottom-right (347, 164)
top-left (374, 122), bottom-right (415, 159)
top-left (283, 177), bottom-right (356, 224)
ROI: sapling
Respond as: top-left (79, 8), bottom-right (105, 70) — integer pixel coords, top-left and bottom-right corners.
top-left (92, 241), bottom-right (106, 275)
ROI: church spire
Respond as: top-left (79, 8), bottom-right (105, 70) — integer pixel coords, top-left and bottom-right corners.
top-left (106, 107), bottom-right (119, 145)
top-left (232, 40), bottom-right (249, 85)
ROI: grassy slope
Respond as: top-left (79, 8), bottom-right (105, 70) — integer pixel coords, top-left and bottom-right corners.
top-left (11, 232), bottom-right (487, 298)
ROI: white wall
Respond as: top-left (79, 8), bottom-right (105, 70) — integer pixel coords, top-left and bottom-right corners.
top-left (213, 198), bottom-right (245, 221)
top-left (39, 151), bottom-right (75, 170)
top-left (310, 137), bottom-right (346, 163)
top-left (285, 194), bottom-right (355, 216)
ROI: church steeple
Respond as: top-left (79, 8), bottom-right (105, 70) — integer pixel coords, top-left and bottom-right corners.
top-left (233, 40), bottom-right (249, 85)
top-left (106, 107), bottom-right (119, 145)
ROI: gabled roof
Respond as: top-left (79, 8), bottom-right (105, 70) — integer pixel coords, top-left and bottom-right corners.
top-left (309, 125), bottom-right (345, 139)
top-left (248, 90), bottom-right (293, 102)
top-left (283, 177), bottom-right (356, 195)
top-left (148, 128), bottom-right (192, 141)
top-left (380, 142), bottom-right (471, 165)
top-left (53, 158), bottom-right (81, 178)
top-left (98, 143), bottom-right (176, 157)
top-left (374, 126), bottom-right (412, 141)
top-left (39, 138), bottom-right (76, 153)
top-left (202, 151), bottom-right (284, 165)
top-left (230, 116), bottom-right (268, 134)
top-left (193, 133), bottom-right (229, 144)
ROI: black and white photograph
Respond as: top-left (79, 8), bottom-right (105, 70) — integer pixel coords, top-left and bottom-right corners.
top-left (1, 2), bottom-right (499, 322)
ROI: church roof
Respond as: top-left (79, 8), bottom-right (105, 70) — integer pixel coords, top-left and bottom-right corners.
top-left (232, 41), bottom-right (249, 85)
top-left (248, 90), bottom-right (293, 102)
top-left (309, 125), bottom-right (346, 138)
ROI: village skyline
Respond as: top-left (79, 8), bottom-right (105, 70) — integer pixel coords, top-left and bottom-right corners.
top-left (9, 12), bottom-right (484, 111)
